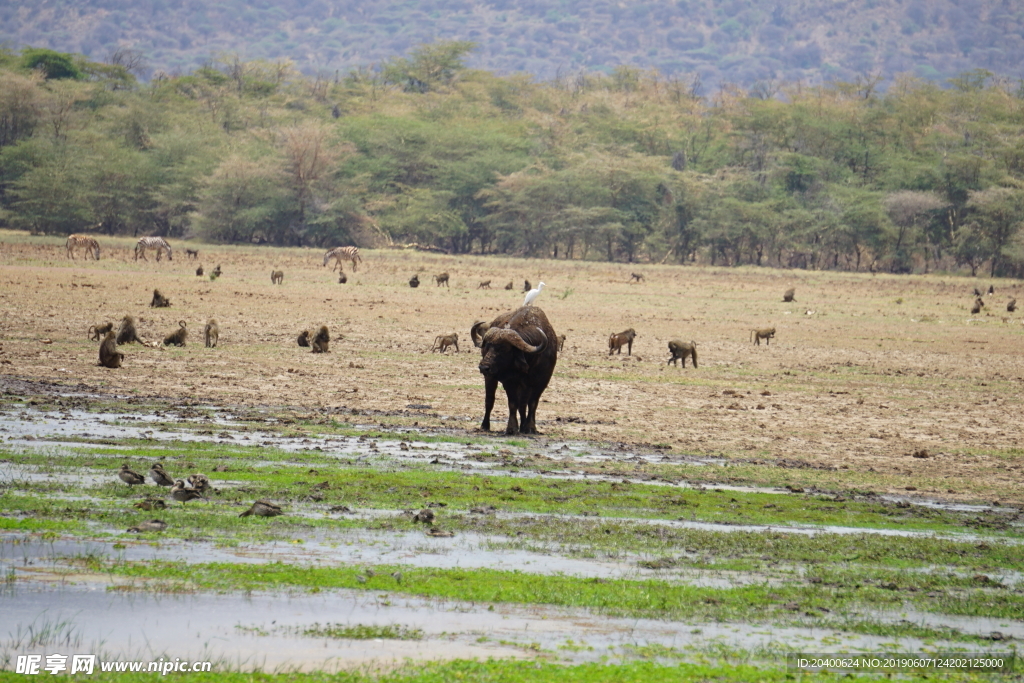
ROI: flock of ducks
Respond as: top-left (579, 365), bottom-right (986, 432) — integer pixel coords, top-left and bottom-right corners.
top-left (118, 462), bottom-right (283, 531)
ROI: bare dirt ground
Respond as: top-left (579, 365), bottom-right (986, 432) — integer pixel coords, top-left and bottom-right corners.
top-left (2, 231), bottom-right (1022, 503)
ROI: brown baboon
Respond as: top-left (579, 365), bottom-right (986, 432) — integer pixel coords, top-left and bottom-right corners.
top-left (1009, 299), bottom-right (1017, 313)
top-left (971, 297), bottom-right (984, 314)
top-left (271, 270), bottom-right (284, 284)
top-left (163, 320), bottom-right (187, 347)
top-left (667, 340), bottom-right (698, 368)
top-left (751, 327), bottom-right (776, 345)
top-left (98, 331), bottom-right (124, 368)
top-left (196, 265), bottom-right (204, 276)
top-left (204, 319), bottom-right (219, 348)
top-left (150, 289), bottom-right (171, 308)
top-left (88, 322), bottom-right (114, 341)
top-left (478, 280), bottom-right (491, 289)
top-left (115, 316), bottom-right (143, 345)
top-left (523, 279), bottom-right (532, 293)
top-left (608, 328), bottom-right (637, 355)
top-left (783, 288), bottom-right (796, 302)
top-left (210, 264), bottom-right (222, 280)
top-left (185, 248), bottom-right (199, 260)
top-left (630, 272), bottom-right (644, 283)
top-left (557, 334), bottom-right (566, 352)
top-left (311, 325), bottom-right (330, 353)
top-left (409, 274), bottom-right (420, 288)
top-left (504, 281), bottom-right (514, 290)
top-left (338, 272), bottom-right (347, 284)
top-left (988, 285), bottom-right (995, 295)
top-left (297, 329), bottom-right (311, 347)
top-left (434, 272), bottom-right (449, 287)
top-left (470, 321), bottom-right (491, 348)
top-left (974, 287), bottom-right (983, 297)
top-left (432, 333), bottom-right (459, 353)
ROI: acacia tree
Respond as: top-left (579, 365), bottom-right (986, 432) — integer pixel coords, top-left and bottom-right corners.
top-left (965, 187), bottom-right (1024, 276)
top-left (883, 190), bottom-right (944, 273)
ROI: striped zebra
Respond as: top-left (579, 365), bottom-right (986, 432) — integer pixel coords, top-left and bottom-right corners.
top-left (323, 246), bottom-right (361, 272)
top-left (65, 234), bottom-right (100, 260)
top-left (135, 236), bottom-right (173, 262)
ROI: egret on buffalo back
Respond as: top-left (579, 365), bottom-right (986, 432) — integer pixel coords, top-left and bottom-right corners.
top-left (524, 282), bottom-right (545, 306)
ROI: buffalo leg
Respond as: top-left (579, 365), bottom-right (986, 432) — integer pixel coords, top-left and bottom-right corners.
top-left (504, 391), bottom-right (520, 435)
top-left (481, 376), bottom-right (497, 430)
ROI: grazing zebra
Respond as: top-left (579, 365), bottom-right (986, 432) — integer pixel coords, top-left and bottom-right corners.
top-left (323, 246), bottom-right (361, 273)
top-left (66, 234), bottom-right (100, 260)
top-left (134, 236), bottom-right (173, 262)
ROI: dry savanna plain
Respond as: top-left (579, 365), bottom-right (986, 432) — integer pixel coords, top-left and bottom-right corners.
top-left (1, 231), bottom-right (1022, 503)
top-left (2, 230), bottom-right (1024, 680)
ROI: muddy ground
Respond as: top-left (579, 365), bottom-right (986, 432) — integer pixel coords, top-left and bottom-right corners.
top-left (1, 231), bottom-right (1022, 503)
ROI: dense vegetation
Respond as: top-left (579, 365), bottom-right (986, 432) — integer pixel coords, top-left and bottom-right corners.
top-left (2, 43), bottom-right (1024, 276)
top-left (3, 0), bottom-right (1024, 92)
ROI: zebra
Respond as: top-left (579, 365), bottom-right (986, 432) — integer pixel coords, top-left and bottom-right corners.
top-left (323, 246), bottom-right (361, 273)
top-left (135, 236), bottom-right (173, 262)
top-left (65, 234), bottom-right (100, 260)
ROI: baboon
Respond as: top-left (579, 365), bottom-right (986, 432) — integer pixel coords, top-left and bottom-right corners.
top-left (88, 322), bottom-right (114, 341)
top-left (163, 320), bottom-right (187, 347)
top-left (98, 331), bottom-right (124, 368)
top-left (988, 285), bottom-right (995, 295)
top-left (608, 328), bottom-right (638, 355)
top-left (409, 274), bottom-right (420, 288)
top-left (524, 279), bottom-right (532, 293)
top-left (470, 321), bottom-right (491, 348)
top-left (150, 289), bottom-right (171, 308)
top-left (783, 288), bottom-right (796, 302)
top-left (1009, 299), bottom-right (1017, 313)
top-left (630, 272), bottom-right (644, 283)
top-left (432, 333), bottom-right (459, 353)
top-left (338, 272), bottom-right (347, 284)
top-left (115, 315), bottom-right (143, 345)
top-left (434, 272), bottom-right (449, 287)
top-left (185, 248), bottom-right (199, 260)
top-left (196, 265), bottom-right (204, 276)
top-left (478, 280), bottom-right (491, 289)
top-left (971, 299), bottom-right (983, 315)
top-left (974, 287), bottom-right (983, 297)
top-left (667, 340), bottom-right (698, 368)
top-left (504, 281), bottom-right (514, 290)
top-left (311, 325), bottom-right (330, 353)
top-left (557, 334), bottom-right (566, 352)
top-left (751, 327), bottom-right (776, 345)
top-left (297, 329), bottom-right (311, 347)
top-left (204, 319), bottom-right (219, 348)
top-left (271, 270), bottom-right (284, 284)
top-left (212, 264), bottom-right (222, 278)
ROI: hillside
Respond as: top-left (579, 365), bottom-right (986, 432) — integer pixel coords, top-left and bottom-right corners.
top-left (1, 0), bottom-right (1022, 89)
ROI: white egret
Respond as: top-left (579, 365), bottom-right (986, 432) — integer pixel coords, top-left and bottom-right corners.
top-left (524, 282), bottom-right (545, 307)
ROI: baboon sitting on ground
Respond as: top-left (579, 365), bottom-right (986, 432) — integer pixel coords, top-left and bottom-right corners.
top-left (409, 274), bottom-right (420, 288)
top-left (116, 316), bottom-right (144, 345)
top-left (667, 340), bottom-right (698, 368)
top-left (783, 288), bottom-right (796, 302)
top-left (297, 330), bottom-right (311, 347)
top-left (150, 289), bottom-right (171, 308)
top-left (163, 321), bottom-right (187, 346)
top-left (98, 331), bottom-right (124, 368)
top-left (504, 281), bottom-right (514, 290)
top-left (311, 325), bottom-right (330, 353)
top-left (1008, 299), bottom-right (1017, 313)
top-left (432, 333), bottom-right (459, 353)
top-left (204, 319), bottom-right (219, 348)
top-left (88, 322), bottom-right (114, 341)
top-left (196, 265), bottom-right (204, 276)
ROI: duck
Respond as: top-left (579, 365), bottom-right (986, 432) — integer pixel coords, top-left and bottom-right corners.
top-left (149, 463), bottom-right (174, 487)
top-left (118, 463), bottom-right (146, 487)
top-left (127, 519), bottom-right (167, 533)
top-left (411, 508), bottom-right (435, 524)
top-left (239, 500), bottom-right (283, 518)
top-left (169, 479), bottom-right (204, 505)
top-left (426, 528), bottom-right (455, 538)
top-left (133, 498), bottom-right (167, 511)
top-left (187, 473), bottom-right (211, 496)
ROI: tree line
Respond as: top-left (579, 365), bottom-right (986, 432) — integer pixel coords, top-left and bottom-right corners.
top-left (1, 43), bottom-right (1023, 277)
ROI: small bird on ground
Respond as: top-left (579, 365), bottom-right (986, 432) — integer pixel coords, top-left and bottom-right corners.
top-left (170, 479), bottom-right (204, 506)
top-left (127, 519), bottom-right (167, 533)
top-left (134, 498), bottom-right (167, 511)
top-left (239, 500), bottom-right (283, 518)
top-left (118, 463), bottom-right (146, 487)
top-left (187, 473), bottom-right (211, 496)
top-left (524, 282), bottom-right (545, 307)
top-left (149, 463), bottom-right (174, 487)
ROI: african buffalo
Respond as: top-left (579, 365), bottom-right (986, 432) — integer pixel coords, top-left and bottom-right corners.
top-left (477, 306), bottom-right (558, 435)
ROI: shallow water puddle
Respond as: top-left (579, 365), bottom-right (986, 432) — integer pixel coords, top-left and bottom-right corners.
top-left (1, 579), bottom-right (988, 671)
